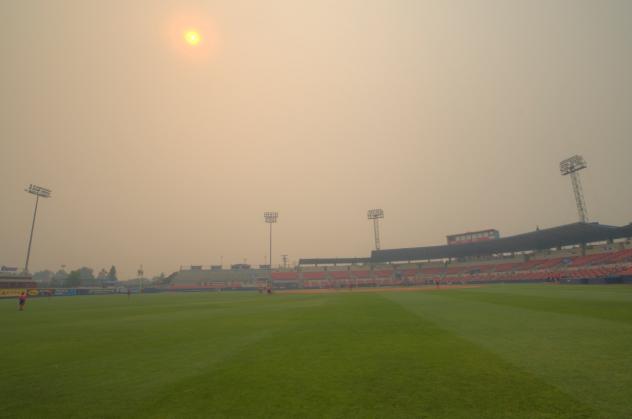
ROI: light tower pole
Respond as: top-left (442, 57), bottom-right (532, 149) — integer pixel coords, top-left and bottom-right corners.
top-left (264, 212), bottom-right (278, 269)
top-left (560, 155), bottom-right (589, 223)
top-left (367, 208), bottom-right (384, 250)
top-left (24, 184), bottom-right (52, 274)
top-left (138, 265), bottom-right (144, 293)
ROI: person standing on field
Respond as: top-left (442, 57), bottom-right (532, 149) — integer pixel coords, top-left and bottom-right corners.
top-left (18, 292), bottom-right (27, 311)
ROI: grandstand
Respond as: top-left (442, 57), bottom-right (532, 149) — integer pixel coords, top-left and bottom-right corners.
top-left (166, 221), bottom-right (632, 290)
top-left (296, 222), bottom-right (632, 288)
top-left (168, 265), bottom-right (270, 291)
top-left (5, 221), bottom-right (629, 295)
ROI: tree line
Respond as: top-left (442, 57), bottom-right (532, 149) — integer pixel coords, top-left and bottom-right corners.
top-left (32, 266), bottom-right (119, 288)
top-left (31, 267), bottom-right (170, 288)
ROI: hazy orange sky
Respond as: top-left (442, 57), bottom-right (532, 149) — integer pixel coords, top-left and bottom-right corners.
top-left (2, 1), bottom-right (631, 278)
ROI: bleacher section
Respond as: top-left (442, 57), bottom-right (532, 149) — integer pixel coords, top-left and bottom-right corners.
top-left (169, 267), bottom-right (268, 290)
top-left (167, 235), bottom-right (632, 291)
top-left (270, 272), bottom-right (299, 281)
top-left (291, 247), bottom-right (632, 288)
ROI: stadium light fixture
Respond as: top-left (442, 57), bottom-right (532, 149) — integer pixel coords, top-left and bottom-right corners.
top-left (138, 265), bottom-right (144, 293)
top-left (264, 212), bottom-right (278, 270)
top-left (559, 155), bottom-right (588, 223)
top-left (24, 184), bottom-right (52, 274)
top-left (367, 209), bottom-right (384, 250)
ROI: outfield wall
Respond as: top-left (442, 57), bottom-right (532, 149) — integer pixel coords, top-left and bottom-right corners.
top-left (0, 288), bottom-right (118, 298)
top-left (3, 276), bottom-right (632, 299)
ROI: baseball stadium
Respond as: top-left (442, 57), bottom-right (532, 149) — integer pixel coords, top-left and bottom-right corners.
top-left (167, 221), bottom-right (632, 291)
top-left (3, 212), bottom-right (632, 417)
top-left (3, 1), bottom-right (632, 418)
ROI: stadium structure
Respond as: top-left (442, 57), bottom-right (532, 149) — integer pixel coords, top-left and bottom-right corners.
top-left (166, 157), bottom-right (629, 291)
top-left (5, 155), bottom-right (631, 295)
top-left (165, 221), bottom-right (632, 291)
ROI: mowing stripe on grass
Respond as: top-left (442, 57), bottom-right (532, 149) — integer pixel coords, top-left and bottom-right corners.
top-left (0, 290), bottom-right (615, 418)
top-left (426, 285), bottom-right (632, 325)
top-left (138, 293), bottom-right (592, 419)
top-left (385, 286), bottom-right (632, 418)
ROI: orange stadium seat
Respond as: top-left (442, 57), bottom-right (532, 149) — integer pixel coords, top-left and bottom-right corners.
top-left (302, 271), bottom-right (327, 280)
top-left (329, 271), bottom-right (351, 279)
top-left (271, 272), bottom-right (299, 281)
top-left (375, 270), bottom-right (393, 278)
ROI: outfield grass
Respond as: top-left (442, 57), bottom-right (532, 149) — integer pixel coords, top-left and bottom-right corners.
top-left (1, 285), bottom-right (632, 418)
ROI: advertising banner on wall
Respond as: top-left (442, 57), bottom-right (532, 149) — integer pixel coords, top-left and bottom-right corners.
top-left (0, 289), bottom-right (24, 298)
top-left (75, 288), bottom-right (117, 295)
top-left (87, 289), bottom-right (115, 295)
top-left (53, 289), bottom-right (77, 296)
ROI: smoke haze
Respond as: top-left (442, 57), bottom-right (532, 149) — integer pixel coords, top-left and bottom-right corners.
top-left (1, 0), bottom-right (631, 278)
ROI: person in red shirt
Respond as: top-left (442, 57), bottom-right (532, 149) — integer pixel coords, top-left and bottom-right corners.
top-left (18, 292), bottom-right (27, 311)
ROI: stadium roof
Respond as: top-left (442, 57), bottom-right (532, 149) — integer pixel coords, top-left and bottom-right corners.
top-left (297, 257), bottom-right (371, 266)
top-left (298, 222), bottom-right (632, 265)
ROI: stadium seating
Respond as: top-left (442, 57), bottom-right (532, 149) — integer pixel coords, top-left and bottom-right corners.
top-left (619, 266), bottom-right (632, 277)
top-left (533, 257), bottom-right (566, 270)
top-left (329, 271), bottom-right (351, 280)
top-left (168, 231), bottom-right (631, 292)
top-left (302, 271), bottom-right (327, 280)
top-left (600, 249), bottom-right (632, 264)
top-left (569, 253), bottom-right (617, 267)
top-left (351, 270), bottom-right (371, 279)
top-left (493, 263), bottom-right (521, 272)
top-left (399, 269), bottom-right (419, 277)
top-left (420, 268), bottom-right (444, 275)
top-left (271, 272), bottom-right (299, 281)
top-left (375, 270), bottom-right (393, 278)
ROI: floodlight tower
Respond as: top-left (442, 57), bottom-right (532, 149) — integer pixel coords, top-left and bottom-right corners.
top-left (264, 212), bottom-right (278, 269)
top-left (24, 184), bottom-right (52, 274)
top-left (138, 265), bottom-right (144, 293)
top-left (367, 209), bottom-right (384, 250)
top-left (560, 155), bottom-right (589, 223)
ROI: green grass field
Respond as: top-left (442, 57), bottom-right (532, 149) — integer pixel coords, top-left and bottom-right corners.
top-left (2, 285), bottom-right (632, 418)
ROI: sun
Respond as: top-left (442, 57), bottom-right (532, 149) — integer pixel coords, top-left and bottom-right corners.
top-left (184, 30), bottom-right (201, 46)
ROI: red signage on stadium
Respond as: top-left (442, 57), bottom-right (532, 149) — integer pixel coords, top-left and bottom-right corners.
top-left (447, 229), bottom-right (499, 245)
